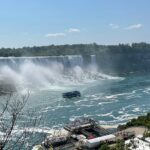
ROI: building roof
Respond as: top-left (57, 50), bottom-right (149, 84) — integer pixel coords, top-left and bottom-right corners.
top-left (87, 134), bottom-right (116, 144)
top-left (64, 117), bottom-right (97, 132)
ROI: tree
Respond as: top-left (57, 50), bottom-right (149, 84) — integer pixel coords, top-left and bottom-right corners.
top-left (115, 140), bottom-right (125, 150)
top-left (0, 92), bottom-right (43, 150)
top-left (99, 143), bottom-right (110, 150)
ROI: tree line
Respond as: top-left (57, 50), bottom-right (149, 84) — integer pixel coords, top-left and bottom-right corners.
top-left (0, 42), bottom-right (150, 57)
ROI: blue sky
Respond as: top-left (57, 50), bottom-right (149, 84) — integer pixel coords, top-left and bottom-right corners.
top-left (0, 0), bottom-right (149, 48)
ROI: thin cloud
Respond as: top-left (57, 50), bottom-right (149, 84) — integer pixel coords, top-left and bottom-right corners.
top-left (45, 33), bottom-right (66, 38)
top-left (45, 28), bottom-right (81, 38)
top-left (68, 28), bottom-right (80, 33)
top-left (109, 23), bottom-right (120, 29)
top-left (125, 24), bottom-right (143, 30)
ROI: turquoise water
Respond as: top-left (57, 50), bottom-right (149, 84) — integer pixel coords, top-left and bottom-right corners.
top-left (23, 74), bottom-right (150, 129)
top-left (0, 56), bottom-right (150, 148)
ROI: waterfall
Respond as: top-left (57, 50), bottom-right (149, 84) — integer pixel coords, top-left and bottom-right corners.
top-left (0, 55), bottom-right (120, 90)
top-left (0, 55), bottom-right (84, 70)
top-left (91, 55), bottom-right (96, 65)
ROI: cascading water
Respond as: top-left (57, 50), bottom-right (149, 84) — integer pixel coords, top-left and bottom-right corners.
top-left (91, 55), bottom-right (96, 65)
top-left (0, 55), bottom-right (118, 91)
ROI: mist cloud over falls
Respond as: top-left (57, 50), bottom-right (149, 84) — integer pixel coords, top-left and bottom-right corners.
top-left (0, 56), bottom-right (120, 91)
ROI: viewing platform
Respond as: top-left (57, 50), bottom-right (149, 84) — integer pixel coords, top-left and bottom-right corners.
top-left (33, 117), bottom-right (137, 150)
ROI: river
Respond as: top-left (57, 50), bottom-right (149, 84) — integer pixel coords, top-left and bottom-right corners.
top-left (0, 56), bottom-right (150, 148)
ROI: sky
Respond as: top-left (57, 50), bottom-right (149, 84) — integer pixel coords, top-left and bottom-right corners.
top-left (0, 0), bottom-right (150, 48)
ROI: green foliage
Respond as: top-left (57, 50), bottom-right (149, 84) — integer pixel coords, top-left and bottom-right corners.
top-left (99, 143), bottom-right (110, 150)
top-left (111, 140), bottom-right (129, 150)
top-left (118, 113), bottom-right (150, 130)
top-left (99, 140), bottom-right (126, 150)
top-left (115, 140), bottom-right (125, 150)
top-left (143, 131), bottom-right (150, 137)
top-left (0, 42), bottom-right (150, 57)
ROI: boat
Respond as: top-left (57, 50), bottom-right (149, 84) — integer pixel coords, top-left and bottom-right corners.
top-left (62, 91), bottom-right (81, 98)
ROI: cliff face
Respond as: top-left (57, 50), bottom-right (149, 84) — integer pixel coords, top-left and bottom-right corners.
top-left (94, 52), bottom-right (150, 75)
top-left (92, 53), bottom-right (150, 74)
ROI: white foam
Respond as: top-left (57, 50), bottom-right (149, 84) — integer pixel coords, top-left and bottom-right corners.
top-left (79, 104), bottom-right (94, 107)
top-left (113, 113), bottom-right (137, 122)
top-left (98, 101), bottom-right (115, 105)
top-left (118, 111), bottom-right (124, 114)
top-left (132, 107), bottom-right (140, 112)
top-left (105, 92), bottom-right (135, 99)
top-left (0, 57), bottom-right (123, 91)
top-left (97, 112), bottom-right (113, 117)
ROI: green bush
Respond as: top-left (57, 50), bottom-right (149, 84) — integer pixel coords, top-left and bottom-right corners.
top-left (99, 143), bottom-right (110, 150)
top-left (118, 112), bottom-right (150, 130)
